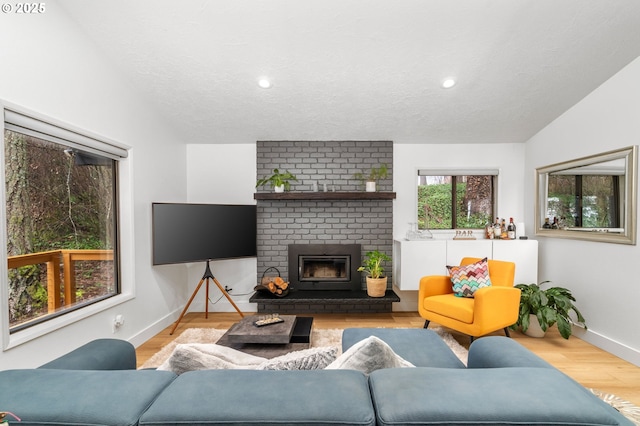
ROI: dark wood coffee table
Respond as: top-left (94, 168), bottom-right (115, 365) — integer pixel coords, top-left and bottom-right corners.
top-left (216, 315), bottom-right (313, 358)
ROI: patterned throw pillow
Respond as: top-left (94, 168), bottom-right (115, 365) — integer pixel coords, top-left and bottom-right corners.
top-left (256, 346), bottom-right (338, 370)
top-left (325, 336), bottom-right (414, 375)
top-left (447, 257), bottom-right (492, 298)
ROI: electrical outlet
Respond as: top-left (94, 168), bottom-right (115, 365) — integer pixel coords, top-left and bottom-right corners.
top-left (112, 314), bottom-right (124, 333)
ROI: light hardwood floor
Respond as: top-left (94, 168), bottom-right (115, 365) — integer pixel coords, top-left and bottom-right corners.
top-left (136, 311), bottom-right (640, 406)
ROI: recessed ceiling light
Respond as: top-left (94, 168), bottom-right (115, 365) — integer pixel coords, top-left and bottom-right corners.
top-left (442, 78), bottom-right (456, 89)
top-left (258, 78), bottom-right (272, 89)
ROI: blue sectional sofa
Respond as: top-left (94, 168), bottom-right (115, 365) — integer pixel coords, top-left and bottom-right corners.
top-left (0, 329), bottom-right (633, 426)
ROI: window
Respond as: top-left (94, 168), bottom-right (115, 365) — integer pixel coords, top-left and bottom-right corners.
top-left (3, 108), bottom-right (126, 333)
top-left (547, 174), bottom-right (621, 228)
top-left (417, 170), bottom-right (497, 230)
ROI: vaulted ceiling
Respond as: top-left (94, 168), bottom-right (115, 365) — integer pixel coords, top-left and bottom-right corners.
top-left (60, 0), bottom-right (640, 144)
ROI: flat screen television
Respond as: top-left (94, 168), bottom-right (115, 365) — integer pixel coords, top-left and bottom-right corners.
top-left (152, 203), bottom-right (257, 265)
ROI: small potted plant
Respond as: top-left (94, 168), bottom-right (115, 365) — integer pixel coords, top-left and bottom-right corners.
top-left (354, 163), bottom-right (388, 192)
top-left (511, 281), bottom-right (586, 339)
top-left (256, 168), bottom-right (298, 193)
top-left (357, 250), bottom-right (391, 297)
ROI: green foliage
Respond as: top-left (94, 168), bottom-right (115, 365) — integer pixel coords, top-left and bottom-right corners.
top-left (354, 164), bottom-right (388, 184)
top-left (418, 183), bottom-right (489, 229)
top-left (30, 283), bottom-right (49, 311)
top-left (357, 250), bottom-right (391, 279)
top-left (33, 234), bottom-right (110, 252)
top-left (256, 168), bottom-right (298, 191)
top-left (512, 281), bottom-right (586, 339)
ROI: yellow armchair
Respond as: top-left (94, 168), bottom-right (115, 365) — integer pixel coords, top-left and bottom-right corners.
top-left (418, 257), bottom-right (520, 342)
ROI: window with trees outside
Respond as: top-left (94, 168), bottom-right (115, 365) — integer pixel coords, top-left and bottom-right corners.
top-left (3, 109), bottom-right (125, 333)
top-left (417, 171), bottom-right (497, 230)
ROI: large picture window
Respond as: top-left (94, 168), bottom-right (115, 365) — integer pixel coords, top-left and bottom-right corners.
top-left (3, 109), bottom-right (125, 333)
top-left (417, 171), bottom-right (497, 230)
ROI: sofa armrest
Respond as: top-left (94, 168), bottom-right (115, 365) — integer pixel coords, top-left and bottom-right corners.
top-left (468, 336), bottom-right (554, 369)
top-left (38, 338), bottom-right (136, 370)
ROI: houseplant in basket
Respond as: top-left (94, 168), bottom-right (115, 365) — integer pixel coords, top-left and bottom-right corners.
top-left (256, 168), bottom-right (298, 193)
top-left (358, 250), bottom-right (391, 297)
top-left (354, 163), bottom-right (388, 192)
top-left (511, 281), bottom-right (586, 339)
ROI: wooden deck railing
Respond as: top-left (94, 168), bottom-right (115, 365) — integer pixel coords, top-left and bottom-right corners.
top-left (8, 249), bottom-right (114, 312)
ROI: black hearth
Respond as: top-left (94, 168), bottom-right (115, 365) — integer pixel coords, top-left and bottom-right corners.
top-left (288, 244), bottom-right (361, 291)
top-left (251, 242), bottom-right (399, 313)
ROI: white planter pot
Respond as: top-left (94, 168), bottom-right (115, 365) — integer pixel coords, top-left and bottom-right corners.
top-left (524, 314), bottom-right (546, 338)
top-left (365, 181), bottom-right (376, 192)
top-left (274, 184), bottom-right (285, 193)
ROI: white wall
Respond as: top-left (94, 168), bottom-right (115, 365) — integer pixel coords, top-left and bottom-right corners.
top-left (185, 144), bottom-right (258, 314)
top-left (0, 7), bottom-right (187, 367)
top-left (525, 56), bottom-right (640, 366)
top-left (392, 143), bottom-right (526, 310)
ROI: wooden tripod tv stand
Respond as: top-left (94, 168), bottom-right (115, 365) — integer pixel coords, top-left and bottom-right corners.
top-left (170, 259), bottom-right (244, 335)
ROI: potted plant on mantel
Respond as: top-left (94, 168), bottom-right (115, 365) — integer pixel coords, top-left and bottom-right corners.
top-left (358, 250), bottom-right (392, 297)
top-left (511, 281), bottom-right (586, 339)
top-left (354, 163), bottom-right (388, 192)
top-left (256, 168), bottom-right (298, 193)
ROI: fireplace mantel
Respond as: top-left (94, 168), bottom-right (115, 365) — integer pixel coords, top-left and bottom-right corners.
top-left (254, 192), bottom-right (396, 201)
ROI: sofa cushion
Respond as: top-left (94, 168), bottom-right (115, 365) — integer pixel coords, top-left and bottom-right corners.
top-left (139, 369), bottom-right (375, 426)
top-left (423, 293), bottom-right (475, 323)
top-left (342, 328), bottom-right (465, 368)
top-left (0, 369), bottom-right (176, 426)
top-left (326, 336), bottom-right (413, 374)
top-left (38, 338), bottom-right (136, 370)
top-left (369, 367), bottom-right (633, 426)
top-left (447, 257), bottom-right (492, 297)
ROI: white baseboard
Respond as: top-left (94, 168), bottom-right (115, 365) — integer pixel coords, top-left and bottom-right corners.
top-left (127, 308), bottom-right (180, 348)
top-left (576, 327), bottom-right (640, 367)
top-left (129, 301), bottom-right (256, 349)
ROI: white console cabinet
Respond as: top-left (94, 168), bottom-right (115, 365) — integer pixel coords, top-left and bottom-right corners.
top-left (392, 239), bottom-right (538, 291)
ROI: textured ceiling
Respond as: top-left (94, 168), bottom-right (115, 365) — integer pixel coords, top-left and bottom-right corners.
top-left (60, 0), bottom-right (640, 144)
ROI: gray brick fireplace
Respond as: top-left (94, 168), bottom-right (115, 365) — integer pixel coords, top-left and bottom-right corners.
top-left (251, 140), bottom-right (399, 313)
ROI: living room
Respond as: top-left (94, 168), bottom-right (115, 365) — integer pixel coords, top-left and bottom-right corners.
top-left (1, 0), bottom-right (639, 388)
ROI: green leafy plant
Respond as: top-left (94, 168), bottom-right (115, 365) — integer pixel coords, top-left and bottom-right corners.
top-left (357, 250), bottom-right (392, 279)
top-left (511, 281), bottom-right (586, 339)
top-left (354, 163), bottom-right (388, 184)
top-left (256, 168), bottom-right (298, 191)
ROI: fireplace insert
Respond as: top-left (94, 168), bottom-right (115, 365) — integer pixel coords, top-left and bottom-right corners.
top-left (288, 244), bottom-right (362, 291)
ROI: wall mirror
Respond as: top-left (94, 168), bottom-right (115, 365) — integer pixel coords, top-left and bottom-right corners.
top-left (535, 146), bottom-right (638, 244)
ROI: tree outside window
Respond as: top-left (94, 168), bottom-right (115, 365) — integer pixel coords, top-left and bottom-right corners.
top-left (417, 174), bottom-right (495, 230)
top-left (5, 129), bottom-right (119, 332)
